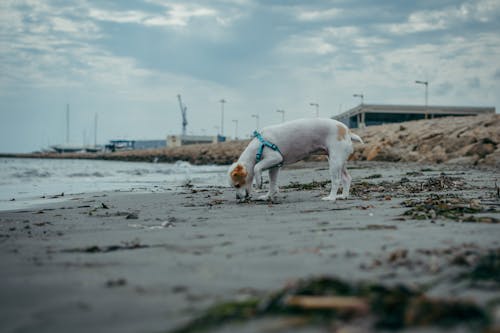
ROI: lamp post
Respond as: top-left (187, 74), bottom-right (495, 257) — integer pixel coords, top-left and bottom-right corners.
top-left (353, 93), bottom-right (364, 105)
top-left (251, 114), bottom-right (260, 130)
top-left (276, 109), bottom-right (285, 123)
top-left (219, 99), bottom-right (226, 136)
top-left (353, 94), bottom-right (365, 128)
top-left (309, 103), bottom-right (319, 117)
top-left (415, 80), bottom-right (429, 118)
top-left (232, 119), bottom-right (238, 140)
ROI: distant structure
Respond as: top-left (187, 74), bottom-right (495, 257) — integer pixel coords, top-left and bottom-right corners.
top-left (166, 135), bottom-right (221, 148)
top-left (105, 139), bottom-right (166, 152)
top-left (105, 140), bottom-right (135, 152)
top-left (334, 104), bottom-right (495, 128)
top-left (177, 94), bottom-right (188, 136)
top-left (135, 140), bottom-right (166, 150)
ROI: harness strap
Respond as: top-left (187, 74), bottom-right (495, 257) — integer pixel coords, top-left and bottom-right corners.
top-left (253, 130), bottom-right (283, 167)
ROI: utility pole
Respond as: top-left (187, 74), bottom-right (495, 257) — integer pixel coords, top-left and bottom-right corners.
top-left (309, 103), bottom-right (319, 117)
top-left (353, 93), bottom-right (364, 105)
top-left (415, 80), bottom-right (429, 118)
top-left (219, 99), bottom-right (226, 136)
top-left (251, 114), bottom-right (260, 130)
top-left (232, 119), bottom-right (238, 140)
top-left (276, 109), bottom-right (285, 123)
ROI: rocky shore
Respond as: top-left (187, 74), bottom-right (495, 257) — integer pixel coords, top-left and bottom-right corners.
top-left (3, 114), bottom-right (499, 167)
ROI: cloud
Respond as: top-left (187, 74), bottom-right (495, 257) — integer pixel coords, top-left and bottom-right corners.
top-left (467, 77), bottom-right (481, 89)
top-left (494, 69), bottom-right (500, 80)
top-left (88, 3), bottom-right (219, 28)
top-left (386, 0), bottom-right (500, 34)
top-left (295, 7), bottom-right (342, 22)
top-left (1, 0), bottom-right (499, 153)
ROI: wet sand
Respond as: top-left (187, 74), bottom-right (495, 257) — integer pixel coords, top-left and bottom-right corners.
top-left (0, 161), bottom-right (499, 333)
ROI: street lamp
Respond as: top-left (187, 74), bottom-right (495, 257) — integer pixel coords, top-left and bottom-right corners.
top-left (415, 80), bottom-right (429, 118)
top-left (276, 109), bottom-right (285, 123)
top-left (232, 119), bottom-right (238, 140)
top-left (353, 94), bottom-right (364, 105)
top-left (219, 99), bottom-right (226, 136)
top-left (251, 114), bottom-right (260, 130)
top-left (309, 103), bottom-right (319, 117)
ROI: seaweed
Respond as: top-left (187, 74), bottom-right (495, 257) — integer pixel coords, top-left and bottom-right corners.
top-left (169, 276), bottom-right (490, 333)
top-left (281, 180), bottom-right (330, 191)
top-left (170, 299), bottom-right (259, 333)
top-left (461, 249), bottom-right (500, 285)
top-left (282, 174), bottom-right (467, 198)
top-left (62, 240), bottom-right (150, 253)
top-left (401, 194), bottom-right (499, 223)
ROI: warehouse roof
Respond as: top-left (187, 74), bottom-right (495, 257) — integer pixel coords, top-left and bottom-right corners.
top-left (333, 104), bottom-right (495, 128)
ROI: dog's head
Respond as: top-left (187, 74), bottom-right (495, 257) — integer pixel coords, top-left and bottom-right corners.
top-left (228, 162), bottom-right (250, 200)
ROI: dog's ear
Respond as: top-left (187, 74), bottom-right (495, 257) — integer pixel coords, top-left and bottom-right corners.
top-left (231, 163), bottom-right (247, 181)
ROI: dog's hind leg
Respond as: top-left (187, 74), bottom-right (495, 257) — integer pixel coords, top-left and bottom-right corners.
top-left (339, 164), bottom-right (352, 199)
top-left (322, 156), bottom-right (342, 201)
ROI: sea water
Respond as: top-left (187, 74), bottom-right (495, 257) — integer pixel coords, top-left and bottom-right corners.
top-left (0, 158), bottom-right (228, 211)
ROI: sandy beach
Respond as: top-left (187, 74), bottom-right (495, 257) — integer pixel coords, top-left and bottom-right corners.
top-left (0, 161), bottom-right (499, 333)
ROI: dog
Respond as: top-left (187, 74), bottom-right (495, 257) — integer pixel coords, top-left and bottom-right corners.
top-left (228, 118), bottom-right (363, 201)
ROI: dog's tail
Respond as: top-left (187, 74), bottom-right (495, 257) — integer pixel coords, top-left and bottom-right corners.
top-left (349, 131), bottom-right (364, 144)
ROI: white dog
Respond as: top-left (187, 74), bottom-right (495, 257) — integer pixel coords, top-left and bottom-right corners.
top-left (228, 118), bottom-right (363, 202)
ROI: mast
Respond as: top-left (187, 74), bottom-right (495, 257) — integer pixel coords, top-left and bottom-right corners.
top-left (94, 113), bottom-right (98, 147)
top-left (66, 104), bottom-right (70, 144)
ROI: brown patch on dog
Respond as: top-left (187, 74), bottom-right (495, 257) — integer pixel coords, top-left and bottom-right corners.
top-left (337, 125), bottom-right (347, 141)
top-left (230, 164), bottom-right (247, 186)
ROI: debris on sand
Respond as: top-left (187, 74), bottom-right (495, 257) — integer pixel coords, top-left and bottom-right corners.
top-left (125, 212), bottom-right (139, 220)
top-left (170, 274), bottom-right (491, 333)
top-left (63, 240), bottom-right (149, 253)
top-left (105, 278), bottom-right (127, 288)
top-left (457, 248), bottom-right (500, 286)
top-left (282, 180), bottom-right (329, 191)
top-left (401, 194), bottom-right (499, 223)
top-left (282, 174), bottom-right (468, 199)
top-left (352, 174), bottom-right (467, 198)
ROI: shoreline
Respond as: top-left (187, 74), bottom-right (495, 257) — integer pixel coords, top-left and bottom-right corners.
top-left (2, 114), bottom-right (499, 167)
top-left (1, 161), bottom-right (499, 332)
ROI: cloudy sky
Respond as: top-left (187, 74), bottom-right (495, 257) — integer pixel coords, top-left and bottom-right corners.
top-left (1, 0), bottom-right (499, 152)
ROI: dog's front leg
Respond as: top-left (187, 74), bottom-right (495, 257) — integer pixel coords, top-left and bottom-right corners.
top-left (258, 167), bottom-right (280, 201)
top-left (253, 154), bottom-right (283, 192)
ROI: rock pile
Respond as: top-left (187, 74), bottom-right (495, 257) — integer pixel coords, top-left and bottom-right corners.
top-left (350, 114), bottom-right (499, 167)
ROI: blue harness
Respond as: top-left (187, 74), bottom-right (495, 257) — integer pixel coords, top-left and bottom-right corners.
top-left (253, 130), bottom-right (283, 167)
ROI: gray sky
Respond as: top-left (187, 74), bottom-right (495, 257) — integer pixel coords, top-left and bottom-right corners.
top-left (1, 0), bottom-right (499, 153)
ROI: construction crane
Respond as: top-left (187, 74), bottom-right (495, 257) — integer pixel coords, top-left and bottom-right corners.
top-left (177, 94), bottom-right (188, 136)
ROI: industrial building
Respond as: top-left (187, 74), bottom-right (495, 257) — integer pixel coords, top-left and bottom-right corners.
top-left (333, 104), bottom-right (495, 128)
top-left (166, 135), bottom-right (225, 148)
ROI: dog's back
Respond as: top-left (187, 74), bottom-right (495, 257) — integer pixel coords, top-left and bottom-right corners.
top-left (259, 118), bottom-right (355, 165)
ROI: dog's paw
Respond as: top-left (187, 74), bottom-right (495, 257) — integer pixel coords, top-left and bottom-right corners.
top-left (336, 194), bottom-right (348, 200)
top-left (257, 194), bottom-right (270, 201)
top-left (321, 195), bottom-right (337, 202)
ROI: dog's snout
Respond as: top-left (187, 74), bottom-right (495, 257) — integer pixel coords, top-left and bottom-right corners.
top-left (235, 184), bottom-right (240, 188)
top-left (236, 188), bottom-right (249, 201)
